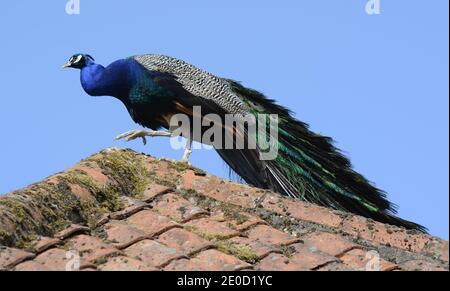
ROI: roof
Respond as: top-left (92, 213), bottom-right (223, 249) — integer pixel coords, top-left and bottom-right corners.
top-left (0, 148), bottom-right (448, 271)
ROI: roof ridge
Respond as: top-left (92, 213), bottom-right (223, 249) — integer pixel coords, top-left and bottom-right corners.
top-left (0, 148), bottom-right (448, 271)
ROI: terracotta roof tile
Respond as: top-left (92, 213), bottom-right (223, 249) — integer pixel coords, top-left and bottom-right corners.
top-left (0, 148), bottom-right (447, 271)
top-left (341, 215), bottom-right (432, 253)
top-left (32, 248), bottom-right (76, 271)
top-left (246, 224), bottom-right (301, 246)
top-left (256, 243), bottom-right (337, 271)
top-left (0, 247), bottom-right (35, 270)
top-left (124, 239), bottom-right (184, 268)
top-left (210, 210), bottom-right (265, 231)
top-left (179, 170), bottom-right (265, 209)
top-left (151, 193), bottom-right (208, 222)
top-left (302, 232), bottom-right (359, 257)
top-left (339, 248), bottom-right (399, 271)
top-left (69, 163), bottom-right (110, 186)
top-left (156, 228), bottom-right (213, 256)
top-left (98, 255), bottom-right (158, 271)
top-left (125, 209), bottom-right (180, 236)
top-left (399, 259), bottom-right (449, 271)
top-left (31, 237), bottom-right (62, 254)
top-left (316, 262), bottom-right (353, 271)
top-left (139, 183), bottom-right (173, 202)
top-left (109, 201), bottom-right (148, 220)
top-left (67, 235), bottom-right (119, 264)
top-left (14, 260), bottom-right (52, 271)
top-left (164, 249), bottom-right (251, 271)
top-left (226, 236), bottom-right (278, 259)
top-left (184, 217), bottom-right (241, 239)
top-left (55, 224), bottom-right (90, 240)
top-left (261, 194), bottom-right (344, 228)
top-left (103, 220), bottom-right (148, 249)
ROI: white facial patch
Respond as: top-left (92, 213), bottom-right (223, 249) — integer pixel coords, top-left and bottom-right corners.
top-left (74, 54), bottom-right (83, 64)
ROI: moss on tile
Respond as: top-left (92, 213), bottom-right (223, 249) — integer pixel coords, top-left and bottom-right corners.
top-left (220, 203), bottom-right (249, 225)
top-left (177, 189), bottom-right (249, 226)
top-left (78, 199), bottom-right (107, 229)
top-left (59, 171), bottom-right (122, 211)
top-left (280, 245), bottom-right (296, 259)
top-left (98, 149), bottom-right (149, 197)
top-left (168, 161), bottom-right (191, 172)
top-left (0, 183), bottom-right (77, 247)
top-left (184, 225), bottom-right (234, 241)
top-left (0, 229), bottom-right (12, 245)
top-left (28, 183), bottom-right (81, 233)
top-left (151, 175), bottom-right (176, 188)
top-left (59, 171), bottom-right (101, 194)
top-left (200, 231), bottom-right (235, 241)
top-left (0, 199), bottom-right (28, 224)
top-left (15, 234), bottom-right (37, 251)
top-left (57, 171), bottom-right (124, 228)
top-left (216, 240), bottom-right (260, 264)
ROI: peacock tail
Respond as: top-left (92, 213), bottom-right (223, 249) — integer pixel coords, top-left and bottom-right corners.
top-left (226, 80), bottom-right (426, 232)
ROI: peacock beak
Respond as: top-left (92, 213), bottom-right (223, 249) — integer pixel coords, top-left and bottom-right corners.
top-left (62, 61), bottom-right (72, 68)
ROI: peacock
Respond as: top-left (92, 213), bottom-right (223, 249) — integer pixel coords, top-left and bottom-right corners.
top-left (63, 53), bottom-right (426, 232)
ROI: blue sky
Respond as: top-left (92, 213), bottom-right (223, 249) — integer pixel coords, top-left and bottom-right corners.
top-left (0, 1), bottom-right (448, 239)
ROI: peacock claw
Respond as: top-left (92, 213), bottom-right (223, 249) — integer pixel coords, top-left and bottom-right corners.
top-left (114, 129), bottom-right (172, 145)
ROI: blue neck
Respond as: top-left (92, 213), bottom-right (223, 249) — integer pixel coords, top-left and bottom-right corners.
top-left (80, 60), bottom-right (131, 99)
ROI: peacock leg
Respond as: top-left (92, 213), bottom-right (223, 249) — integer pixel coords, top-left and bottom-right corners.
top-left (181, 138), bottom-right (193, 163)
top-left (114, 129), bottom-right (172, 145)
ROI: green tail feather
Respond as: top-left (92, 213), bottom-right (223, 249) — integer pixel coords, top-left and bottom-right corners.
top-left (224, 80), bottom-right (426, 232)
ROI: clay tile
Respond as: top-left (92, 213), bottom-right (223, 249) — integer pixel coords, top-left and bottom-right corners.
top-left (0, 247), bottom-right (35, 270)
top-left (55, 224), bottom-right (90, 240)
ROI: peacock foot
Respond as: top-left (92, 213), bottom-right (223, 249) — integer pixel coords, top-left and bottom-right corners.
top-left (114, 129), bottom-right (172, 145)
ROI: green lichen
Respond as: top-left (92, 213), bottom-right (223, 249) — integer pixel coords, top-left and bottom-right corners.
top-left (177, 189), bottom-right (250, 226)
top-left (61, 240), bottom-right (75, 251)
top-left (200, 231), bottom-right (235, 241)
top-left (98, 149), bottom-right (149, 197)
top-left (57, 171), bottom-right (122, 228)
top-left (0, 183), bottom-right (80, 247)
top-left (166, 159), bottom-right (207, 176)
top-left (15, 234), bottom-right (37, 251)
top-left (0, 199), bottom-right (28, 224)
top-left (151, 175), bottom-right (176, 188)
top-left (0, 149), bottom-right (155, 248)
top-left (220, 203), bottom-right (249, 225)
top-left (59, 171), bottom-right (101, 193)
top-left (93, 251), bottom-right (123, 265)
top-left (216, 241), bottom-right (260, 264)
top-left (168, 161), bottom-right (191, 172)
top-left (184, 225), bottom-right (235, 241)
top-left (192, 168), bottom-right (207, 176)
top-left (0, 229), bottom-right (12, 244)
top-left (280, 245), bottom-right (296, 259)
top-left (79, 199), bottom-right (107, 229)
top-left (28, 183), bottom-right (81, 233)
top-left (59, 171), bottom-right (122, 211)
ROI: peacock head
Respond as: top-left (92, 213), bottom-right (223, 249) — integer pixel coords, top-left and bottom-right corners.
top-left (63, 53), bottom-right (95, 69)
